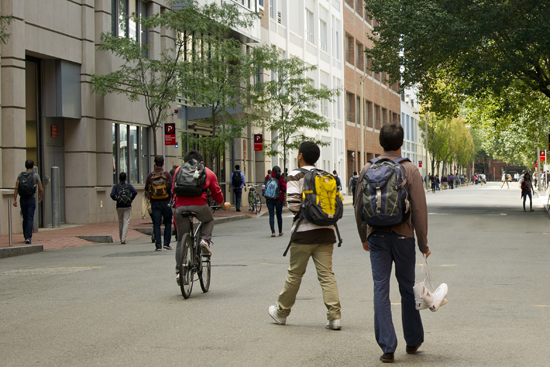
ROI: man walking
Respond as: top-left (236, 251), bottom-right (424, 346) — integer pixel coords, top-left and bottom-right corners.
top-left (354, 122), bottom-right (430, 363)
top-left (145, 156), bottom-right (173, 251)
top-left (268, 141), bottom-right (342, 330)
top-left (110, 172), bottom-right (137, 244)
top-left (229, 165), bottom-right (246, 212)
top-left (333, 170), bottom-right (342, 191)
top-left (13, 159), bottom-right (43, 244)
top-left (348, 171), bottom-right (359, 205)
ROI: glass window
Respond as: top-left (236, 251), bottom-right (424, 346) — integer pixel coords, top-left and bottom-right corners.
top-left (306, 10), bottom-right (314, 44)
top-left (320, 20), bottom-right (327, 52)
top-left (356, 96), bottom-right (361, 124)
top-left (113, 123), bottom-right (150, 184)
top-left (112, 0), bottom-right (148, 45)
top-left (119, 124), bottom-right (129, 176)
top-left (112, 124), bottom-right (117, 183)
top-left (140, 127), bottom-right (150, 183)
top-left (129, 125), bottom-right (138, 183)
top-left (269, 0), bottom-right (275, 19)
top-left (334, 30), bottom-right (340, 60)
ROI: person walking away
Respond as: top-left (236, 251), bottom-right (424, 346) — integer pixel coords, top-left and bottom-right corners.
top-left (435, 175), bottom-right (440, 191)
top-left (501, 173), bottom-right (509, 188)
top-left (333, 170), bottom-right (342, 191)
top-left (110, 172), bottom-right (137, 244)
top-left (172, 150), bottom-right (231, 282)
top-left (441, 175), bottom-right (448, 190)
top-left (229, 165), bottom-right (246, 212)
top-left (354, 122), bottom-right (430, 363)
top-left (533, 172), bottom-right (537, 188)
top-left (449, 174), bottom-right (454, 189)
top-left (268, 141), bottom-right (343, 330)
top-left (521, 172), bottom-right (535, 212)
top-left (264, 166), bottom-right (287, 237)
top-left (13, 159), bottom-right (43, 244)
top-left (349, 171), bottom-right (359, 205)
top-left (431, 175), bottom-right (437, 193)
top-left (145, 155), bottom-right (173, 251)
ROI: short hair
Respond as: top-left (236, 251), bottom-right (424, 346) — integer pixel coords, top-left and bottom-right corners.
top-left (267, 169), bottom-right (272, 174)
top-left (379, 122), bottom-right (404, 151)
top-left (183, 150), bottom-right (203, 163)
top-left (119, 172), bottom-right (127, 181)
top-left (235, 164), bottom-right (240, 170)
top-left (333, 170), bottom-right (337, 175)
top-left (298, 141), bottom-right (320, 165)
top-left (154, 155), bottom-right (164, 167)
top-left (353, 171), bottom-right (358, 175)
top-left (25, 159), bottom-right (34, 169)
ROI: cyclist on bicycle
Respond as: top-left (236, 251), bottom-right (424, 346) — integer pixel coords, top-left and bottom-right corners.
top-left (172, 150), bottom-right (230, 264)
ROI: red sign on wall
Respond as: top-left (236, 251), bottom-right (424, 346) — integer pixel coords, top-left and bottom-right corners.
top-left (164, 123), bottom-right (176, 146)
top-left (51, 125), bottom-right (59, 138)
top-left (541, 151), bottom-right (546, 162)
top-left (254, 134), bottom-right (263, 151)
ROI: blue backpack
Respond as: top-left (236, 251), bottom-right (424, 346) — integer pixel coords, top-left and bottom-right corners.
top-left (362, 157), bottom-right (411, 227)
top-left (264, 177), bottom-right (280, 200)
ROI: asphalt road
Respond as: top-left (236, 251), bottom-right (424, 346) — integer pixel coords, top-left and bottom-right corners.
top-left (1, 182), bottom-right (549, 366)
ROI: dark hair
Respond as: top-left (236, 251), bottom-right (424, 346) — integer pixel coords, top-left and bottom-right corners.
top-left (235, 164), bottom-right (240, 170)
top-left (379, 122), bottom-right (404, 151)
top-left (272, 166), bottom-right (281, 178)
top-left (333, 170), bottom-right (337, 175)
top-left (524, 173), bottom-right (531, 181)
top-left (299, 141), bottom-right (320, 165)
top-left (154, 155), bottom-right (164, 167)
top-left (119, 172), bottom-right (127, 181)
top-left (25, 159), bottom-right (34, 169)
top-left (353, 171), bottom-right (358, 175)
top-left (267, 169), bottom-right (272, 174)
top-left (183, 150), bottom-right (203, 163)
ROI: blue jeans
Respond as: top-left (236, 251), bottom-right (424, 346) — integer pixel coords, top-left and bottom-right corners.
top-left (523, 191), bottom-right (533, 210)
top-left (266, 200), bottom-right (283, 234)
top-left (20, 196), bottom-right (36, 241)
top-left (151, 200), bottom-right (172, 248)
top-left (234, 188), bottom-right (242, 209)
top-left (368, 231), bottom-right (424, 353)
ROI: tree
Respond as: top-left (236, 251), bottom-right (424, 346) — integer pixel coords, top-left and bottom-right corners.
top-left (91, 0), bottom-right (257, 156)
top-left (248, 46), bottom-right (339, 173)
top-left (0, 15), bottom-right (12, 44)
top-left (364, 0), bottom-right (550, 114)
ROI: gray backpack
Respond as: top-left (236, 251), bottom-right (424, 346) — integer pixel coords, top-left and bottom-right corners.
top-left (362, 157), bottom-right (411, 227)
top-left (174, 159), bottom-right (207, 197)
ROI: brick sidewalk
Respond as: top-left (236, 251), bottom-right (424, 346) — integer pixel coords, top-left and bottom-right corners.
top-left (0, 206), bottom-right (264, 252)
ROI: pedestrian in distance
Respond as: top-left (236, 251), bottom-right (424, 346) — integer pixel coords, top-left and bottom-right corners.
top-left (13, 159), bottom-right (43, 244)
top-left (521, 172), bottom-right (535, 212)
top-left (501, 173), bottom-right (509, 188)
top-left (264, 166), bottom-right (287, 237)
top-left (333, 170), bottom-right (342, 191)
top-left (431, 175), bottom-right (437, 193)
top-left (435, 175), bottom-right (440, 191)
top-left (110, 172), bottom-right (137, 244)
top-left (229, 165), bottom-right (246, 212)
top-left (354, 122), bottom-right (430, 364)
top-left (441, 175), bottom-right (448, 190)
top-left (145, 155), bottom-right (173, 251)
top-left (349, 171), bottom-right (359, 205)
top-left (449, 174), bottom-right (454, 189)
top-left (268, 141), bottom-right (342, 331)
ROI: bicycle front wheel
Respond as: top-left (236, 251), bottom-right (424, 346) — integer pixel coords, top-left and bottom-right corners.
top-left (199, 256), bottom-right (211, 293)
top-left (255, 193), bottom-right (262, 214)
top-left (179, 233), bottom-right (194, 299)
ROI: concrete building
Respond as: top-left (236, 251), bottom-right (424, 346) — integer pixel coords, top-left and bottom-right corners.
top-left (400, 91), bottom-right (422, 172)
top-left (260, 0), bottom-right (346, 184)
top-left (343, 0), bottom-right (401, 187)
top-left (0, 0), bottom-right (261, 236)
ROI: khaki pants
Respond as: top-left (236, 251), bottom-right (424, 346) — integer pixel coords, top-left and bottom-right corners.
top-left (277, 243), bottom-right (341, 321)
top-left (117, 207), bottom-right (132, 242)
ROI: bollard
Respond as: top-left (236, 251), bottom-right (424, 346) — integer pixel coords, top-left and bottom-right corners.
top-left (52, 166), bottom-right (60, 227)
top-left (8, 199), bottom-right (13, 247)
top-left (32, 166), bottom-right (39, 233)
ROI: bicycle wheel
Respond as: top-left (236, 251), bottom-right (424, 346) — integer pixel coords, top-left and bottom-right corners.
top-left (199, 256), bottom-right (211, 293)
top-left (248, 191), bottom-right (254, 212)
top-left (179, 233), bottom-right (194, 299)
top-left (255, 192), bottom-right (262, 214)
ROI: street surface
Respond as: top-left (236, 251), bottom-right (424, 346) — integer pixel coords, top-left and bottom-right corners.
top-left (1, 182), bottom-right (549, 366)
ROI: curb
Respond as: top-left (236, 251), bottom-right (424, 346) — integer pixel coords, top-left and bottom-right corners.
top-left (0, 244), bottom-right (43, 259)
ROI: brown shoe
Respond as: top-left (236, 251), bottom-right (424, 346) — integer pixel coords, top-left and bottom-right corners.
top-left (380, 352), bottom-right (394, 363)
top-left (406, 343), bottom-right (422, 354)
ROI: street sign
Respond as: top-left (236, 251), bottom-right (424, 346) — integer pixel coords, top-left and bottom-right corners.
top-left (164, 123), bottom-right (176, 145)
top-left (541, 150), bottom-right (546, 162)
top-left (418, 160), bottom-right (422, 168)
top-left (51, 125), bottom-right (58, 138)
top-left (254, 134), bottom-right (263, 151)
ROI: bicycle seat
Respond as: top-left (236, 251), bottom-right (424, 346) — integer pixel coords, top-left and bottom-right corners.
top-left (180, 211), bottom-right (198, 217)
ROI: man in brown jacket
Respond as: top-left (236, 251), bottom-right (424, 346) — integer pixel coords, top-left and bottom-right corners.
top-left (354, 122), bottom-right (431, 364)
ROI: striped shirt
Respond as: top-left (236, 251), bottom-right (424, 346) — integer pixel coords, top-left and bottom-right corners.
top-left (287, 166), bottom-right (336, 245)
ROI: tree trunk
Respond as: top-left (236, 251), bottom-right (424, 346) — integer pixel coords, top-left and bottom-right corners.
top-left (152, 127), bottom-right (158, 157)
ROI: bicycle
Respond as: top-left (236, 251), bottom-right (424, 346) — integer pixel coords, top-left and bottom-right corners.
top-left (177, 212), bottom-right (211, 299)
top-left (248, 184), bottom-right (262, 214)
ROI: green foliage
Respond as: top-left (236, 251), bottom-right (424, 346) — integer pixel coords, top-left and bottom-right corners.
top-left (248, 46), bottom-right (339, 173)
top-left (364, 0), bottom-right (550, 114)
top-left (0, 15), bottom-right (12, 45)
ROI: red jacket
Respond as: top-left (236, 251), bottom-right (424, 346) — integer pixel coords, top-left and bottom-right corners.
top-left (266, 172), bottom-right (287, 202)
top-left (172, 166), bottom-right (224, 207)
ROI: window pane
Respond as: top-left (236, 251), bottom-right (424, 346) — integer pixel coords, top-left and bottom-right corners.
top-left (118, 0), bottom-right (127, 38)
top-left (129, 125), bottom-right (138, 183)
top-left (140, 127), bottom-right (149, 183)
top-left (139, 0), bottom-right (148, 45)
top-left (119, 124), bottom-right (128, 175)
top-left (129, 0), bottom-right (137, 40)
top-left (112, 124), bottom-right (117, 184)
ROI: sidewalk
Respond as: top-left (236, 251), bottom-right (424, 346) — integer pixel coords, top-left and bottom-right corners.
top-left (0, 205), bottom-right (264, 258)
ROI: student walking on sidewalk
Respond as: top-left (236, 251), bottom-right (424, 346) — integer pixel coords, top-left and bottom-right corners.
top-left (521, 172), bottom-right (535, 212)
top-left (13, 159), bottom-right (43, 244)
top-left (264, 166), bottom-right (286, 237)
top-left (110, 172), bottom-right (137, 244)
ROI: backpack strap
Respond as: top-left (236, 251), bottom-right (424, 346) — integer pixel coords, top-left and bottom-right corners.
top-left (283, 218), bottom-right (302, 257)
top-left (334, 223), bottom-right (343, 247)
top-left (393, 157), bottom-right (411, 165)
top-left (369, 157), bottom-right (379, 164)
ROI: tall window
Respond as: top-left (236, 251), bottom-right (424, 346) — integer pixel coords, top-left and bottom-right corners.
top-left (269, 0), bottom-right (275, 19)
top-left (356, 96), bottom-right (361, 124)
top-left (321, 84), bottom-right (329, 116)
top-left (355, 0), bottom-right (363, 16)
top-left (112, 123), bottom-right (150, 184)
top-left (320, 20), bottom-right (328, 52)
top-left (306, 10), bottom-right (314, 44)
top-left (346, 92), bottom-right (354, 122)
top-left (356, 42), bottom-right (364, 70)
top-left (346, 35), bottom-right (354, 64)
top-left (334, 30), bottom-right (340, 60)
top-left (112, 0), bottom-right (148, 44)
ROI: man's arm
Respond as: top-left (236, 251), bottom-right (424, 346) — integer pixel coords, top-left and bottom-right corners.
top-left (286, 171), bottom-right (302, 214)
top-left (110, 185), bottom-right (118, 201)
top-left (241, 172), bottom-right (247, 191)
top-left (354, 165), bottom-right (369, 244)
top-left (13, 180), bottom-right (19, 207)
top-left (37, 182), bottom-right (44, 203)
top-left (408, 167), bottom-right (429, 254)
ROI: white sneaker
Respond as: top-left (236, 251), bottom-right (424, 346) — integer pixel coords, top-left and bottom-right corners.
top-left (268, 305), bottom-right (286, 325)
top-left (325, 319), bottom-right (341, 330)
top-left (200, 239), bottom-right (212, 256)
top-left (429, 283), bottom-right (448, 312)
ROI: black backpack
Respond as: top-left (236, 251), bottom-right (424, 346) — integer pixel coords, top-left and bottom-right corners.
top-left (174, 159), bottom-right (207, 197)
top-left (232, 171), bottom-right (243, 188)
top-left (350, 176), bottom-right (358, 189)
top-left (116, 183), bottom-right (133, 207)
top-left (18, 172), bottom-right (36, 198)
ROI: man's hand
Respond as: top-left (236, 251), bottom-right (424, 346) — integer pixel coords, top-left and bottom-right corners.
top-left (423, 250), bottom-right (432, 259)
top-left (244, 187), bottom-right (247, 192)
top-left (13, 200), bottom-right (17, 207)
top-left (228, 187), bottom-right (232, 192)
top-left (222, 202), bottom-right (231, 210)
top-left (362, 241), bottom-right (370, 252)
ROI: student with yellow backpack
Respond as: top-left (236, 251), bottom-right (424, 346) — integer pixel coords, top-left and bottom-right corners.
top-left (145, 156), bottom-right (173, 251)
top-left (268, 141), bottom-right (344, 330)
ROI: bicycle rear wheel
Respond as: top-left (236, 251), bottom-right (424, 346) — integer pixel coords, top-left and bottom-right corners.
top-left (255, 192), bottom-right (262, 214)
top-left (179, 233), bottom-right (194, 299)
top-left (199, 256), bottom-right (211, 292)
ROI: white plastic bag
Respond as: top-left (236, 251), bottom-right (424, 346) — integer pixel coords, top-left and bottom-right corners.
top-left (413, 254), bottom-right (448, 312)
